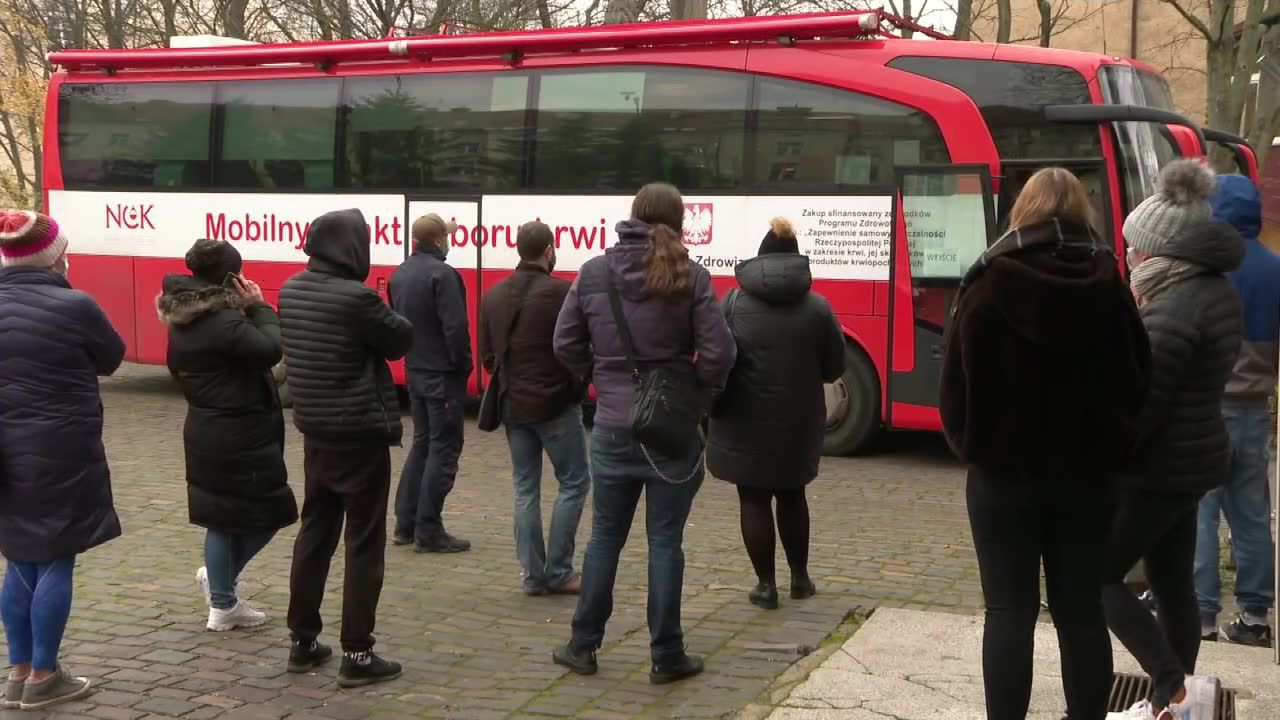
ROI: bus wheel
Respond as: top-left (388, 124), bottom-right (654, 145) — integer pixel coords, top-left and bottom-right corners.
top-left (822, 343), bottom-right (881, 456)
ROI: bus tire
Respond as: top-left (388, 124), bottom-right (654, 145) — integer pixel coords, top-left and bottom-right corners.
top-left (822, 343), bottom-right (881, 456)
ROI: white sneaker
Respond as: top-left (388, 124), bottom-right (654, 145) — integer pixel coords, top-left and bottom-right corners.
top-left (195, 567), bottom-right (210, 605)
top-left (1107, 700), bottom-right (1157, 719)
top-left (206, 602), bottom-right (268, 632)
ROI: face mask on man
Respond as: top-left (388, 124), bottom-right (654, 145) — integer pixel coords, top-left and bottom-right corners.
top-left (436, 237), bottom-right (450, 260)
top-left (546, 247), bottom-right (557, 273)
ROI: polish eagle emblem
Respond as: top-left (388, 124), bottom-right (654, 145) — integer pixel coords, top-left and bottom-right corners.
top-left (682, 203), bottom-right (713, 246)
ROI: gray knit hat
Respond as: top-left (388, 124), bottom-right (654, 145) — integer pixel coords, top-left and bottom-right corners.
top-left (1123, 159), bottom-right (1216, 257)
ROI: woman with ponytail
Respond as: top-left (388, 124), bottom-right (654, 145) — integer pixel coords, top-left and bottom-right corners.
top-left (551, 183), bottom-right (735, 684)
top-left (708, 217), bottom-right (845, 610)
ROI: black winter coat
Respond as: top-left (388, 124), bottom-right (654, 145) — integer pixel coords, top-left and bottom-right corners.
top-left (279, 209), bottom-right (414, 447)
top-left (941, 219), bottom-right (1152, 476)
top-left (159, 275), bottom-right (298, 535)
top-left (390, 246), bottom-right (473, 389)
top-left (1131, 221), bottom-right (1244, 494)
top-left (708, 254), bottom-right (845, 489)
top-left (0, 267), bottom-right (126, 563)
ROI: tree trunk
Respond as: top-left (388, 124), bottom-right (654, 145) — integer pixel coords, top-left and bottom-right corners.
top-left (901, 0), bottom-right (913, 38)
top-left (604, 0), bottom-right (644, 24)
top-left (996, 0), bottom-right (1012, 43)
top-left (671, 0), bottom-right (706, 20)
top-left (223, 0), bottom-right (250, 39)
top-left (953, 0), bottom-right (973, 40)
top-left (537, 0), bottom-right (553, 28)
top-left (1036, 0), bottom-right (1053, 47)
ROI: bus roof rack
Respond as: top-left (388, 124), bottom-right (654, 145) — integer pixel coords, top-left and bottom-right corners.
top-left (49, 10), bottom-right (944, 73)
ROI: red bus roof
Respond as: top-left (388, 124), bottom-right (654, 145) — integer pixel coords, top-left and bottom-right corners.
top-left (48, 10), bottom-right (1152, 79)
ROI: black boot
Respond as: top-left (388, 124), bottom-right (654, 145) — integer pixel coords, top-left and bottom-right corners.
top-left (337, 652), bottom-right (402, 688)
top-left (415, 532), bottom-right (472, 554)
top-left (650, 653), bottom-right (704, 685)
top-left (748, 582), bottom-right (779, 609)
top-left (791, 575), bottom-right (817, 600)
top-left (287, 640), bottom-right (333, 674)
top-left (552, 641), bottom-right (598, 675)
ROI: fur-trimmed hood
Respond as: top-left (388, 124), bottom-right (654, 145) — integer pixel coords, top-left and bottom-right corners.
top-left (157, 274), bottom-right (243, 326)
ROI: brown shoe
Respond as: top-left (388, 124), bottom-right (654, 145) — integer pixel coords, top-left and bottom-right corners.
top-left (550, 575), bottom-right (581, 595)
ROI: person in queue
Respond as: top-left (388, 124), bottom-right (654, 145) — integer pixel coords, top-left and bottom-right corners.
top-left (1104, 160), bottom-right (1243, 720)
top-left (479, 221), bottom-right (589, 596)
top-left (708, 217), bottom-right (845, 610)
top-left (278, 209), bottom-right (413, 688)
top-left (940, 169), bottom-right (1151, 720)
top-left (158, 239), bottom-right (298, 632)
top-left (0, 210), bottom-right (126, 709)
top-left (1194, 173), bottom-right (1276, 648)
top-left (390, 214), bottom-right (473, 554)
top-left (550, 182), bottom-right (735, 684)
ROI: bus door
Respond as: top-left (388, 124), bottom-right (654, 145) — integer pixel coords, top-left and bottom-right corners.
top-left (1203, 128), bottom-right (1261, 182)
top-left (405, 196), bottom-right (484, 392)
top-left (886, 166), bottom-right (995, 430)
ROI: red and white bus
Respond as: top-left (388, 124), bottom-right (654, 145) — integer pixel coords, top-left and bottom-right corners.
top-left (43, 10), bottom-right (1253, 454)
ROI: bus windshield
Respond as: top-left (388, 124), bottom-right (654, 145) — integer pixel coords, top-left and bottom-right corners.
top-left (1099, 65), bottom-right (1179, 215)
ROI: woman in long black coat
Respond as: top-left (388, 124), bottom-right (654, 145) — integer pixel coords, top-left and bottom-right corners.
top-left (158, 239), bottom-right (297, 633)
top-left (708, 218), bottom-right (846, 610)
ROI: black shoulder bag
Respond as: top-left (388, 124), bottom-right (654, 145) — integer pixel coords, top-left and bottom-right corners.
top-left (477, 278), bottom-right (536, 432)
top-left (604, 272), bottom-right (706, 483)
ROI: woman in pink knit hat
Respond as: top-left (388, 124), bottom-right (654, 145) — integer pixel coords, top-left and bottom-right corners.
top-left (0, 209), bottom-right (126, 710)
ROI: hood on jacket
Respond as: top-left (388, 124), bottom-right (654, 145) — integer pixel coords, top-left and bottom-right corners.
top-left (735, 253), bottom-right (812, 304)
top-left (1211, 174), bottom-right (1262, 242)
top-left (982, 244), bottom-right (1128, 348)
top-left (1158, 220), bottom-right (1246, 274)
top-left (607, 219), bottom-right (659, 300)
top-left (304, 209), bottom-right (370, 281)
top-left (156, 274), bottom-right (242, 326)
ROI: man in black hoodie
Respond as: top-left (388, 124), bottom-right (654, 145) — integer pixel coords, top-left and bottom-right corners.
top-left (278, 209), bottom-right (412, 688)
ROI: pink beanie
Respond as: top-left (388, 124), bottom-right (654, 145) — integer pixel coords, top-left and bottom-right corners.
top-left (0, 210), bottom-right (69, 269)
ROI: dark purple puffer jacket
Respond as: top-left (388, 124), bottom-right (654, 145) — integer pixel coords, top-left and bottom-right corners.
top-left (553, 220), bottom-right (735, 428)
top-left (0, 267), bottom-right (126, 563)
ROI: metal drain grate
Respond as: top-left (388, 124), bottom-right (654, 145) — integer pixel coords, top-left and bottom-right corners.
top-left (1108, 673), bottom-right (1237, 719)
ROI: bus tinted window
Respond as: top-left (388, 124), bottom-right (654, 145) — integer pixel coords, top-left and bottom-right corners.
top-left (59, 82), bottom-right (213, 188)
top-left (888, 57), bottom-right (1101, 160)
top-left (532, 68), bottom-right (748, 190)
top-left (343, 73), bottom-right (529, 190)
top-left (216, 79), bottom-right (341, 189)
top-left (751, 77), bottom-right (948, 189)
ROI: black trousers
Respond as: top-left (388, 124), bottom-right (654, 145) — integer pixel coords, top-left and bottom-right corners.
top-left (967, 468), bottom-right (1113, 720)
top-left (288, 440), bottom-right (391, 653)
top-left (1102, 487), bottom-right (1203, 709)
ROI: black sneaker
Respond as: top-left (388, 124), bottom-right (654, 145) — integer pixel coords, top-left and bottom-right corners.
top-left (287, 640), bottom-right (334, 673)
top-left (748, 582), bottom-right (779, 609)
top-left (1139, 590), bottom-right (1158, 613)
top-left (791, 576), bottom-right (817, 600)
top-left (650, 653), bottom-right (704, 685)
top-left (1220, 614), bottom-right (1273, 648)
top-left (338, 652), bottom-right (402, 688)
top-left (392, 531), bottom-right (413, 546)
top-left (415, 533), bottom-right (472, 554)
top-left (552, 642), bottom-right (598, 676)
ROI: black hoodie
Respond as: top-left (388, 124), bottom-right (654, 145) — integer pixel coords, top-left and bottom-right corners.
top-left (707, 253), bottom-right (846, 490)
top-left (941, 219), bottom-right (1152, 476)
top-left (278, 209), bottom-right (413, 446)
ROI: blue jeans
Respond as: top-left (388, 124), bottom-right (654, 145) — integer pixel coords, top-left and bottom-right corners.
top-left (395, 380), bottom-right (465, 542)
top-left (507, 406), bottom-right (590, 593)
top-left (571, 425), bottom-right (703, 663)
top-left (1, 557), bottom-right (75, 671)
top-left (1195, 406), bottom-right (1276, 622)
top-left (205, 530), bottom-right (276, 610)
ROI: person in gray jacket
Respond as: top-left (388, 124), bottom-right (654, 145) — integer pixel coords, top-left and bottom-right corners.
top-left (550, 183), bottom-right (735, 684)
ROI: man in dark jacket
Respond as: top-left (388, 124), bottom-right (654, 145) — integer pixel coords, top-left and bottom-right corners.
top-left (1195, 174), bottom-right (1277, 647)
top-left (390, 213), bottom-right (473, 553)
top-left (479, 222), bottom-right (587, 596)
top-left (1, 209), bottom-right (125, 709)
top-left (278, 209), bottom-right (412, 688)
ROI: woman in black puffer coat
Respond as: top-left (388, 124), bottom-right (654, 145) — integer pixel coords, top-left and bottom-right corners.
top-left (1103, 160), bottom-right (1244, 719)
top-left (158, 240), bottom-right (298, 633)
top-left (709, 218), bottom-right (846, 610)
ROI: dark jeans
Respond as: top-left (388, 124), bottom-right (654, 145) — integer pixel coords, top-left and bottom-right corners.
top-left (571, 425), bottom-right (703, 663)
top-left (967, 468), bottom-right (1113, 720)
top-left (1103, 487), bottom-right (1203, 709)
top-left (288, 440), bottom-right (391, 653)
top-left (395, 379), bottom-right (465, 542)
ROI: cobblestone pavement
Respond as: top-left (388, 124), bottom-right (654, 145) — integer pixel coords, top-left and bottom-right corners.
top-left (1, 364), bottom-right (982, 720)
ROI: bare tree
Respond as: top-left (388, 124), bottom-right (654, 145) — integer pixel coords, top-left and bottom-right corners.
top-left (954, 0), bottom-right (972, 39)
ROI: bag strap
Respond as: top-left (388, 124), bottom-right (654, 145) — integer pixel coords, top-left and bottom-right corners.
top-left (605, 271), bottom-right (642, 384)
top-left (494, 273), bottom-right (539, 373)
top-left (724, 288), bottom-right (742, 331)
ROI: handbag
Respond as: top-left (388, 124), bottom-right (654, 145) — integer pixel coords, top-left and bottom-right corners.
top-left (477, 278), bottom-right (536, 432)
top-left (605, 272), bottom-right (706, 483)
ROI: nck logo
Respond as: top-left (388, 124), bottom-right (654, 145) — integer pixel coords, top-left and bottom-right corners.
top-left (682, 203), bottom-right (713, 246)
top-left (106, 203), bottom-right (156, 230)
